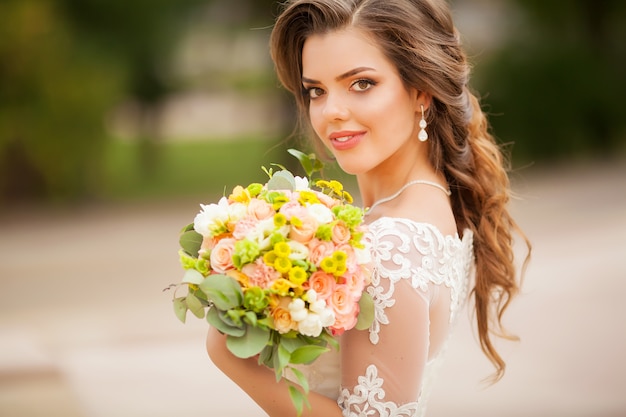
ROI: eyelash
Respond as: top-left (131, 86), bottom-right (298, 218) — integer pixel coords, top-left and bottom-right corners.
top-left (303, 78), bottom-right (377, 99)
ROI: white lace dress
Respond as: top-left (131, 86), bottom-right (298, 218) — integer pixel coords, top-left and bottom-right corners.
top-left (294, 217), bottom-right (474, 417)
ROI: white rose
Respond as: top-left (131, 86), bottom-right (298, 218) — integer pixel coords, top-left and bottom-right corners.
top-left (288, 298), bottom-right (307, 322)
top-left (294, 176), bottom-right (310, 191)
top-left (228, 202), bottom-right (248, 222)
top-left (354, 245), bottom-right (372, 265)
top-left (287, 241), bottom-right (310, 260)
top-left (306, 203), bottom-right (334, 224)
top-left (193, 197), bottom-right (229, 237)
top-left (298, 313), bottom-right (324, 337)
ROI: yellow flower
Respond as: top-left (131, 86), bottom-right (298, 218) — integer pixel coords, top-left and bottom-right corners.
top-left (329, 180), bottom-right (344, 195)
top-left (315, 179), bottom-right (330, 189)
top-left (226, 269), bottom-right (250, 288)
top-left (332, 250), bottom-right (347, 264)
top-left (271, 278), bottom-right (294, 296)
top-left (335, 263), bottom-right (347, 276)
top-left (274, 256), bottom-right (292, 274)
top-left (288, 266), bottom-right (307, 286)
top-left (229, 185), bottom-right (250, 203)
top-left (342, 190), bottom-right (354, 204)
top-left (274, 213), bottom-right (287, 228)
top-left (263, 251), bottom-right (278, 266)
top-left (274, 241), bottom-right (291, 258)
top-left (298, 190), bottom-right (320, 205)
top-left (320, 256), bottom-right (336, 274)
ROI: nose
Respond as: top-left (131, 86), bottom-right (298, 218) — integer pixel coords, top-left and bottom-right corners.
top-left (322, 92), bottom-right (350, 121)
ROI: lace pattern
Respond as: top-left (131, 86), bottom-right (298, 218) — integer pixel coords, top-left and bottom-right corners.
top-left (337, 218), bottom-right (474, 417)
top-left (338, 364), bottom-right (419, 417)
top-left (366, 218), bottom-right (472, 344)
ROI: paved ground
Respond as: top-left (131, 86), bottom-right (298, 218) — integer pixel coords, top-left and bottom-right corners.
top-left (1, 158), bottom-right (625, 417)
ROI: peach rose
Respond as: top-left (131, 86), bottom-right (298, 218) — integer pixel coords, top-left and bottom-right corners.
top-left (316, 192), bottom-right (340, 209)
top-left (209, 237), bottom-right (236, 273)
top-left (328, 284), bottom-right (357, 316)
top-left (271, 297), bottom-right (298, 334)
top-left (305, 271), bottom-right (336, 301)
top-left (289, 215), bottom-right (318, 244)
top-left (330, 310), bottom-right (359, 336)
top-left (307, 238), bottom-right (336, 266)
top-left (341, 271), bottom-right (366, 299)
top-left (247, 198), bottom-right (274, 221)
top-left (331, 221), bottom-right (351, 245)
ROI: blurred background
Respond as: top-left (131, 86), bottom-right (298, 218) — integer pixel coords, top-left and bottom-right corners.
top-left (0, 0), bottom-right (624, 416)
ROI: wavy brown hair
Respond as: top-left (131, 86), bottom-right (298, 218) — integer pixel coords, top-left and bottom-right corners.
top-left (270, 0), bottom-right (531, 380)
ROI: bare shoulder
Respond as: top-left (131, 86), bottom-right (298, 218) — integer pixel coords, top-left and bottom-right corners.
top-left (376, 186), bottom-right (457, 237)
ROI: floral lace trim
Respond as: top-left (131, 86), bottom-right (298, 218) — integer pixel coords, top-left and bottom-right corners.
top-left (364, 218), bottom-right (473, 344)
top-left (338, 364), bottom-right (419, 417)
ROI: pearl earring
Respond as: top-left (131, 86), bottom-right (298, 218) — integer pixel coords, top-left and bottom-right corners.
top-left (418, 105), bottom-right (428, 142)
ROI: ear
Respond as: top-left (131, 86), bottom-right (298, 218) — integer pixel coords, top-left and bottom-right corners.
top-left (415, 91), bottom-right (432, 112)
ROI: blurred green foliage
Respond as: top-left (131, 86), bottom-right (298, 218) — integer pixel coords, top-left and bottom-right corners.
top-left (2, 0), bottom-right (624, 205)
top-left (475, 0), bottom-right (626, 163)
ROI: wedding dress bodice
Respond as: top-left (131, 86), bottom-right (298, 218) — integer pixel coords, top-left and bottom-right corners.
top-left (293, 217), bottom-right (474, 417)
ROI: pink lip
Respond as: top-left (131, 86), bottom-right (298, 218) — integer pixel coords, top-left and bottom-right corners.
top-left (328, 130), bottom-right (365, 151)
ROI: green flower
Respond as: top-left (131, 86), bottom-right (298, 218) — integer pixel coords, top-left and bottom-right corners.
top-left (232, 239), bottom-right (260, 269)
top-left (315, 223), bottom-right (333, 241)
top-left (243, 287), bottom-right (270, 313)
top-left (246, 183), bottom-right (264, 197)
top-left (179, 250), bottom-right (197, 269)
top-left (333, 205), bottom-right (364, 228)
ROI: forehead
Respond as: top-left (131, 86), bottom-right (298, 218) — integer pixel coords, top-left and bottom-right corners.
top-left (301, 27), bottom-right (396, 79)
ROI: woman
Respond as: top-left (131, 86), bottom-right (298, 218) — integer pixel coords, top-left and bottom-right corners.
top-left (207, 0), bottom-right (530, 415)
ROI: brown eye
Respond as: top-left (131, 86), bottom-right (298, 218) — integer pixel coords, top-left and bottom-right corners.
top-left (351, 79), bottom-right (375, 92)
top-left (307, 87), bottom-right (325, 99)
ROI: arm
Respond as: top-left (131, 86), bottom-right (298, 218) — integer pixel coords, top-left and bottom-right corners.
top-left (206, 327), bottom-right (343, 417)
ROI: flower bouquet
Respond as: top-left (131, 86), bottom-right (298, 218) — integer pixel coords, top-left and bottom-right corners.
top-left (169, 149), bottom-right (373, 414)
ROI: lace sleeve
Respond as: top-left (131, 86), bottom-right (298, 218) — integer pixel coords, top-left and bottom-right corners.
top-left (337, 219), bottom-right (462, 416)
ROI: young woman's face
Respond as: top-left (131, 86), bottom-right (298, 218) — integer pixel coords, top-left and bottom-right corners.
top-left (302, 27), bottom-right (423, 176)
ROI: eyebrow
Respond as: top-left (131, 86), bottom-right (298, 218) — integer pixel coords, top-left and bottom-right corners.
top-left (302, 66), bottom-right (375, 84)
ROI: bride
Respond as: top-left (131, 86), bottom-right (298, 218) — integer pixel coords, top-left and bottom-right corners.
top-left (206, 1), bottom-right (530, 415)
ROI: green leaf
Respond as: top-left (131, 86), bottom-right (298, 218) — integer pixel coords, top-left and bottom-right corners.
top-left (173, 297), bottom-right (187, 323)
top-left (180, 223), bottom-right (195, 233)
top-left (243, 311), bottom-right (257, 326)
top-left (289, 367), bottom-right (310, 394)
top-left (226, 325), bottom-right (270, 358)
top-left (182, 269), bottom-right (204, 285)
top-left (288, 148), bottom-right (324, 179)
top-left (206, 307), bottom-right (245, 337)
top-left (290, 345), bottom-right (329, 365)
top-left (199, 274), bottom-right (243, 310)
top-left (258, 344), bottom-right (274, 368)
top-left (279, 336), bottom-right (308, 353)
top-left (267, 170), bottom-right (296, 191)
top-left (355, 292), bottom-right (375, 330)
top-left (185, 293), bottom-right (205, 319)
top-left (274, 343), bottom-right (291, 380)
top-left (179, 229), bottom-right (203, 257)
top-left (288, 384), bottom-right (307, 417)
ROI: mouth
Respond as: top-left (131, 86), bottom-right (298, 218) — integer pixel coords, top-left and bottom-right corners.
top-left (328, 131), bottom-right (365, 150)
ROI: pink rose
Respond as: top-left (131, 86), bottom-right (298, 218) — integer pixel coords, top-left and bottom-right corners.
top-left (331, 221), bottom-right (351, 245)
top-left (279, 200), bottom-right (308, 220)
top-left (247, 198), bottom-right (274, 221)
top-left (242, 258), bottom-right (280, 288)
top-left (232, 216), bottom-right (259, 240)
top-left (209, 237), bottom-right (236, 273)
top-left (289, 215), bottom-right (318, 244)
top-left (341, 271), bottom-right (366, 299)
top-left (305, 271), bottom-right (336, 301)
top-left (335, 243), bottom-right (357, 266)
top-left (316, 192), bottom-right (340, 209)
top-left (307, 238), bottom-right (336, 266)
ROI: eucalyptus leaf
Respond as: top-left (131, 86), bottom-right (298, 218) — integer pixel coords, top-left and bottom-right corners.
top-left (185, 293), bottom-right (205, 319)
top-left (199, 274), bottom-right (243, 310)
top-left (280, 336), bottom-right (308, 353)
top-left (226, 325), bottom-right (270, 358)
top-left (290, 345), bottom-right (329, 365)
top-left (180, 223), bottom-right (195, 233)
top-left (173, 297), bottom-right (187, 323)
top-left (179, 229), bottom-right (203, 257)
top-left (267, 170), bottom-right (296, 191)
top-left (243, 311), bottom-right (257, 326)
top-left (182, 268), bottom-right (204, 285)
top-left (206, 307), bottom-right (245, 337)
top-left (355, 292), bottom-right (375, 330)
top-left (258, 344), bottom-right (274, 368)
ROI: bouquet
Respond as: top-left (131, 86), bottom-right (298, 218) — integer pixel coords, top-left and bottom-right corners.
top-left (168, 150), bottom-right (373, 414)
